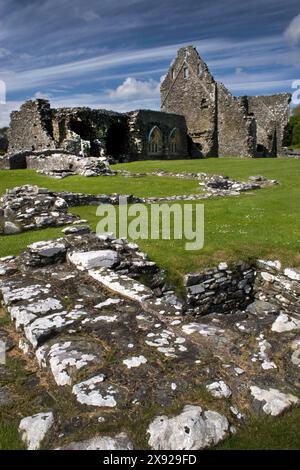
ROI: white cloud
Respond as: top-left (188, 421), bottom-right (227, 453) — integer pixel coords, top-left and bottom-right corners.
top-left (108, 77), bottom-right (160, 100)
top-left (235, 67), bottom-right (248, 77)
top-left (0, 100), bottom-right (22, 127)
top-left (33, 91), bottom-right (51, 100)
top-left (82, 10), bottom-right (100, 22)
top-left (284, 13), bottom-right (300, 45)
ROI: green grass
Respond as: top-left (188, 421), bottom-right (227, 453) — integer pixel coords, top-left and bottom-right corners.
top-left (288, 145), bottom-right (300, 150)
top-left (0, 159), bottom-right (300, 287)
top-left (0, 169), bottom-right (200, 198)
top-left (0, 421), bottom-right (24, 450)
top-left (215, 407), bottom-right (300, 450)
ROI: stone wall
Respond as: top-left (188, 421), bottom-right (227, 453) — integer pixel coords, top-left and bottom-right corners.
top-left (246, 94), bottom-right (292, 156)
top-left (217, 84), bottom-right (257, 157)
top-left (184, 262), bottom-right (255, 315)
top-left (254, 260), bottom-right (300, 316)
top-left (161, 46), bottom-right (218, 157)
top-left (52, 107), bottom-right (129, 159)
top-left (8, 100), bottom-right (56, 153)
top-left (184, 259), bottom-right (300, 318)
top-left (161, 46), bottom-right (291, 158)
top-left (128, 110), bottom-right (188, 160)
top-left (6, 100), bottom-right (189, 161)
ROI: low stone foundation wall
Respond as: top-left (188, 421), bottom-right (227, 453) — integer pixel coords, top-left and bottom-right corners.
top-left (254, 260), bottom-right (300, 316)
top-left (184, 259), bottom-right (300, 317)
top-left (0, 149), bottom-right (71, 170)
top-left (184, 262), bottom-right (255, 315)
top-left (55, 191), bottom-right (141, 207)
top-left (0, 150), bottom-right (111, 177)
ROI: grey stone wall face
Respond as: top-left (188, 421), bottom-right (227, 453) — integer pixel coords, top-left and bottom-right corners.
top-left (8, 100), bottom-right (56, 153)
top-left (246, 94), bottom-right (291, 156)
top-left (52, 107), bottom-right (129, 158)
top-left (217, 84), bottom-right (257, 157)
top-left (254, 261), bottom-right (300, 315)
top-left (7, 101), bottom-right (188, 161)
top-left (161, 46), bottom-right (218, 157)
top-left (184, 262), bottom-right (255, 315)
top-left (128, 110), bottom-right (188, 160)
top-left (184, 260), bottom-right (300, 317)
top-left (161, 46), bottom-right (291, 158)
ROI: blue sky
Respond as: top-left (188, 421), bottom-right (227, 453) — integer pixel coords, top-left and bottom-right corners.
top-left (0, 0), bottom-right (300, 126)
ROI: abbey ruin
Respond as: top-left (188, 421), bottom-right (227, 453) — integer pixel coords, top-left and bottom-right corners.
top-left (2, 45), bottom-right (291, 165)
top-left (161, 46), bottom-right (291, 158)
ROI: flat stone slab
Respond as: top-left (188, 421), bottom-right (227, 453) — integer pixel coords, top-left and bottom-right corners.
top-left (19, 412), bottom-right (54, 450)
top-left (58, 432), bottom-right (133, 450)
top-left (250, 386), bottom-right (299, 416)
top-left (88, 268), bottom-right (154, 302)
top-left (148, 405), bottom-right (230, 450)
top-left (37, 340), bottom-right (103, 386)
top-left (271, 313), bottom-right (300, 333)
top-left (72, 375), bottom-right (125, 408)
top-left (68, 250), bottom-right (119, 270)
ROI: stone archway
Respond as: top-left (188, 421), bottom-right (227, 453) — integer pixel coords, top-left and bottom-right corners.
top-left (148, 126), bottom-right (163, 155)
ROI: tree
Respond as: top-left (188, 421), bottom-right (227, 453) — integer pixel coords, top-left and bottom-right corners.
top-left (0, 127), bottom-right (8, 137)
top-left (292, 104), bottom-right (300, 116)
top-left (283, 107), bottom-right (300, 148)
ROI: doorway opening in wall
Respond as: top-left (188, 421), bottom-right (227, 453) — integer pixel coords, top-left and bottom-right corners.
top-left (69, 118), bottom-right (96, 156)
top-left (106, 122), bottom-right (128, 161)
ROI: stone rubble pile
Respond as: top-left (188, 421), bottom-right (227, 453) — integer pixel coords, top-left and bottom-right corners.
top-left (0, 149), bottom-right (112, 178)
top-left (0, 185), bottom-right (142, 235)
top-left (0, 185), bottom-right (77, 234)
top-left (29, 154), bottom-right (112, 178)
top-left (118, 170), bottom-right (279, 200)
top-left (0, 231), bottom-right (299, 449)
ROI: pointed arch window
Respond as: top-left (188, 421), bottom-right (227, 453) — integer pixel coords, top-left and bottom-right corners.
top-left (148, 126), bottom-right (163, 154)
top-left (169, 128), bottom-right (181, 154)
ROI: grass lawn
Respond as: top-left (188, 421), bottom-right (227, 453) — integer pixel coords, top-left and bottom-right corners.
top-left (214, 407), bottom-right (300, 450)
top-left (0, 169), bottom-right (201, 198)
top-left (0, 158), bottom-right (299, 287)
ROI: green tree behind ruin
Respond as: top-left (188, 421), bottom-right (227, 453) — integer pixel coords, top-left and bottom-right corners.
top-left (284, 105), bottom-right (300, 148)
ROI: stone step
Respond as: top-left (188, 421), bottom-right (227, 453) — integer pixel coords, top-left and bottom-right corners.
top-left (88, 267), bottom-right (182, 316)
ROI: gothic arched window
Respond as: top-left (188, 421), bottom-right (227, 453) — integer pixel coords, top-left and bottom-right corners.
top-left (169, 128), bottom-right (181, 154)
top-left (148, 126), bottom-right (163, 154)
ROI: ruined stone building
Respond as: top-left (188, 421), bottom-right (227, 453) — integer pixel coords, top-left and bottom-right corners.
top-left (7, 100), bottom-right (187, 161)
top-left (161, 46), bottom-right (291, 157)
top-left (6, 45), bottom-right (291, 161)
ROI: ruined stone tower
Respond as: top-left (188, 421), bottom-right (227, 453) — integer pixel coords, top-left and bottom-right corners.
top-left (161, 46), bottom-right (291, 157)
top-left (161, 46), bottom-right (218, 157)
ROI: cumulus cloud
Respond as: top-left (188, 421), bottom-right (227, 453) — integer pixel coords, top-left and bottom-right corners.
top-left (108, 77), bottom-right (160, 100)
top-left (284, 13), bottom-right (300, 45)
